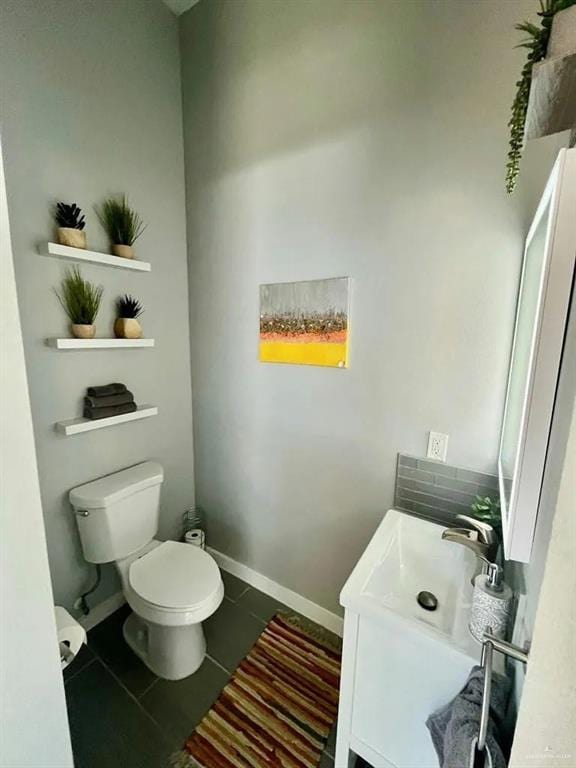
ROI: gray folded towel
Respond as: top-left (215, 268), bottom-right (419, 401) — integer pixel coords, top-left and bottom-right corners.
top-left (426, 666), bottom-right (511, 768)
top-left (86, 383), bottom-right (127, 398)
top-left (83, 402), bottom-right (137, 420)
top-left (84, 391), bottom-right (134, 409)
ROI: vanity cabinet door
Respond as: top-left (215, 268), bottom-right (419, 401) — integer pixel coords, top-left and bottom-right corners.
top-left (351, 614), bottom-right (474, 768)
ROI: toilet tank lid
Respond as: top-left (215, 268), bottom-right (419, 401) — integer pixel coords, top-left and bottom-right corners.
top-left (69, 462), bottom-right (164, 509)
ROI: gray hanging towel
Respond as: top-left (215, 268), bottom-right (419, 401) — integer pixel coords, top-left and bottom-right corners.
top-left (426, 665), bottom-right (510, 768)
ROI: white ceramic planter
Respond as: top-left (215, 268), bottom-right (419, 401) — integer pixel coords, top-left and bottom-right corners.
top-left (525, 7), bottom-right (576, 141)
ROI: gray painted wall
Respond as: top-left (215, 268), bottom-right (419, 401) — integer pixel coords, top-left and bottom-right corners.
top-left (180, 0), bottom-right (567, 613)
top-left (0, 0), bottom-right (194, 615)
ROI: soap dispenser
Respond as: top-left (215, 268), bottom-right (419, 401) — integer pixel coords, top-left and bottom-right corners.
top-left (469, 562), bottom-right (513, 642)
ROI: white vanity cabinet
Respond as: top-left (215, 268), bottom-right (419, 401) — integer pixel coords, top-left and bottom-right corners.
top-left (335, 510), bottom-right (480, 768)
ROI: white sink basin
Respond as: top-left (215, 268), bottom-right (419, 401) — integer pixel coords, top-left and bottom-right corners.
top-left (341, 508), bottom-right (478, 656)
top-left (337, 509), bottom-right (482, 768)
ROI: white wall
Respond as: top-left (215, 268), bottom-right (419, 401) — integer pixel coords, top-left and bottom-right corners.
top-left (1, 139), bottom-right (73, 768)
top-left (180, 0), bottom-right (566, 613)
top-left (0, 0), bottom-right (194, 615)
top-left (510, 397), bottom-right (576, 767)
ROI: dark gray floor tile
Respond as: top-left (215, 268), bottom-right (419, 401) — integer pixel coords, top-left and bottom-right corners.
top-left (64, 642), bottom-right (96, 683)
top-left (325, 721), bottom-right (338, 757)
top-left (65, 659), bottom-right (170, 768)
top-left (140, 656), bottom-right (229, 748)
top-left (88, 605), bottom-right (157, 697)
top-left (236, 586), bottom-right (289, 623)
top-left (204, 598), bottom-right (265, 672)
top-left (221, 570), bottom-right (250, 601)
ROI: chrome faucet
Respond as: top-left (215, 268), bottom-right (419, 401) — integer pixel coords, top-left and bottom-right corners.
top-left (441, 514), bottom-right (499, 567)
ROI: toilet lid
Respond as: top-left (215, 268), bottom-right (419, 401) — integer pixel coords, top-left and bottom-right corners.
top-left (129, 541), bottom-right (221, 610)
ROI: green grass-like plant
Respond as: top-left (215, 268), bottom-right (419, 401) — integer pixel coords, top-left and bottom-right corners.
top-left (97, 195), bottom-right (146, 246)
top-left (506, 0), bottom-right (575, 193)
top-left (55, 266), bottom-right (103, 325)
top-left (116, 294), bottom-right (144, 319)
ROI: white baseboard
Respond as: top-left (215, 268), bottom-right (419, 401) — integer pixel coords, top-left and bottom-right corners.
top-left (208, 547), bottom-right (344, 637)
top-left (77, 590), bottom-right (126, 632)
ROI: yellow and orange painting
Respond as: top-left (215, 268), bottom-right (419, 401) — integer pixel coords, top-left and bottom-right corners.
top-left (259, 278), bottom-right (350, 368)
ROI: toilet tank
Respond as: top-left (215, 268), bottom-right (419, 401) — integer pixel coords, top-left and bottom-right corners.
top-left (69, 462), bottom-right (164, 564)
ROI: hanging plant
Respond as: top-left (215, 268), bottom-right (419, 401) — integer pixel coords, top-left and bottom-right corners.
top-left (506, 0), bottom-right (575, 194)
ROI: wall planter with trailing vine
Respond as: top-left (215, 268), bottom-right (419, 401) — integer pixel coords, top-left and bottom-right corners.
top-left (506, 0), bottom-right (576, 193)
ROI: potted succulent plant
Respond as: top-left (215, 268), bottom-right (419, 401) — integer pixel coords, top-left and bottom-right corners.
top-left (97, 195), bottom-right (146, 259)
top-left (114, 294), bottom-right (144, 339)
top-left (55, 266), bottom-right (103, 339)
top-left (54, 202), bottom-right (86, 249)
top-left (470, 494), bottom-right (502, 540)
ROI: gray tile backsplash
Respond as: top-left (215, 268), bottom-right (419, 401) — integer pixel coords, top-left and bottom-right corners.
top-left (394, 453), bottom-right (499, 526)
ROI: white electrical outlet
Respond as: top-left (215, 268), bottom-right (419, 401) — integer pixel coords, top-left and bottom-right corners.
top-left (427, 431), bottom-right (449, 462)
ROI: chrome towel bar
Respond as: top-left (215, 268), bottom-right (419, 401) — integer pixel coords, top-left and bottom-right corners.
top-left (477, 629), bottom-right (529, 755)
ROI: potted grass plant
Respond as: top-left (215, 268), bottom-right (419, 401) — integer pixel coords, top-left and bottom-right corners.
top-left (114, 294), bottom-right (144, 339)
top-left (55, 266), bottom-right (103, 339)
top-left (54, 202), bottom-right (86, 249)
top-left (97, 195), bottom-right (146, 259)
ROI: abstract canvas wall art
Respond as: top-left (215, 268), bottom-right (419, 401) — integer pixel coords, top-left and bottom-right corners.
top-left (259, 277), bottom-right (350, 367)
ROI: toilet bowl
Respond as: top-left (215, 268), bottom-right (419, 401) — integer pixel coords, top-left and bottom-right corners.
top-left (69, 462), bottom-right (223, 680)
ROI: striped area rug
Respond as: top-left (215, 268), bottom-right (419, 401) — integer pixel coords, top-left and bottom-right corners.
top-left (173, 614), bottom-right (341, 768)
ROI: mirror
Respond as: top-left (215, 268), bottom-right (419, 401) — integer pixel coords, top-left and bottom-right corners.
top-left (498, 149), bottom-right (576, 562)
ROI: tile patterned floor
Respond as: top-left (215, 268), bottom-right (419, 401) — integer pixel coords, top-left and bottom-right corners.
top-left (64, 571), bottom-right (340, 768)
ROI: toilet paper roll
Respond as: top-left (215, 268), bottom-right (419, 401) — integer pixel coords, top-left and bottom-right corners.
top-left (184, 528), bottom-right (205, 549)
top-left (469, 575), bottom-right (513, 642)
top-left (55, 606), bottom-right (86, 670)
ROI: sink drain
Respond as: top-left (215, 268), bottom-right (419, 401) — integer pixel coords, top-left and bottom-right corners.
top-left (417, 590), bottom-right (438, 611)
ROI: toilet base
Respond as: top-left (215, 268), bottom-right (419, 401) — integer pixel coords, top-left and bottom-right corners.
top-left (123, 611), bottom-right (206, 680)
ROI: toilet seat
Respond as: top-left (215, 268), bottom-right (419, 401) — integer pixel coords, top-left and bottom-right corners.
top-left (129, 541), bottom-right (221, 613)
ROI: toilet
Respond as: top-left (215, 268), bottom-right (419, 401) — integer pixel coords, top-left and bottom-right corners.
top-left (69, 461), bottom-right (223, 680)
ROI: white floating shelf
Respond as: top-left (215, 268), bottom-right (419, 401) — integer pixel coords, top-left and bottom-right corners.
top-left (41, 242), bottom-right (151, 272)
top-left (56, 405), bottom-right (158, 436)
top-left (47, 338), bottom-right (155, 350)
